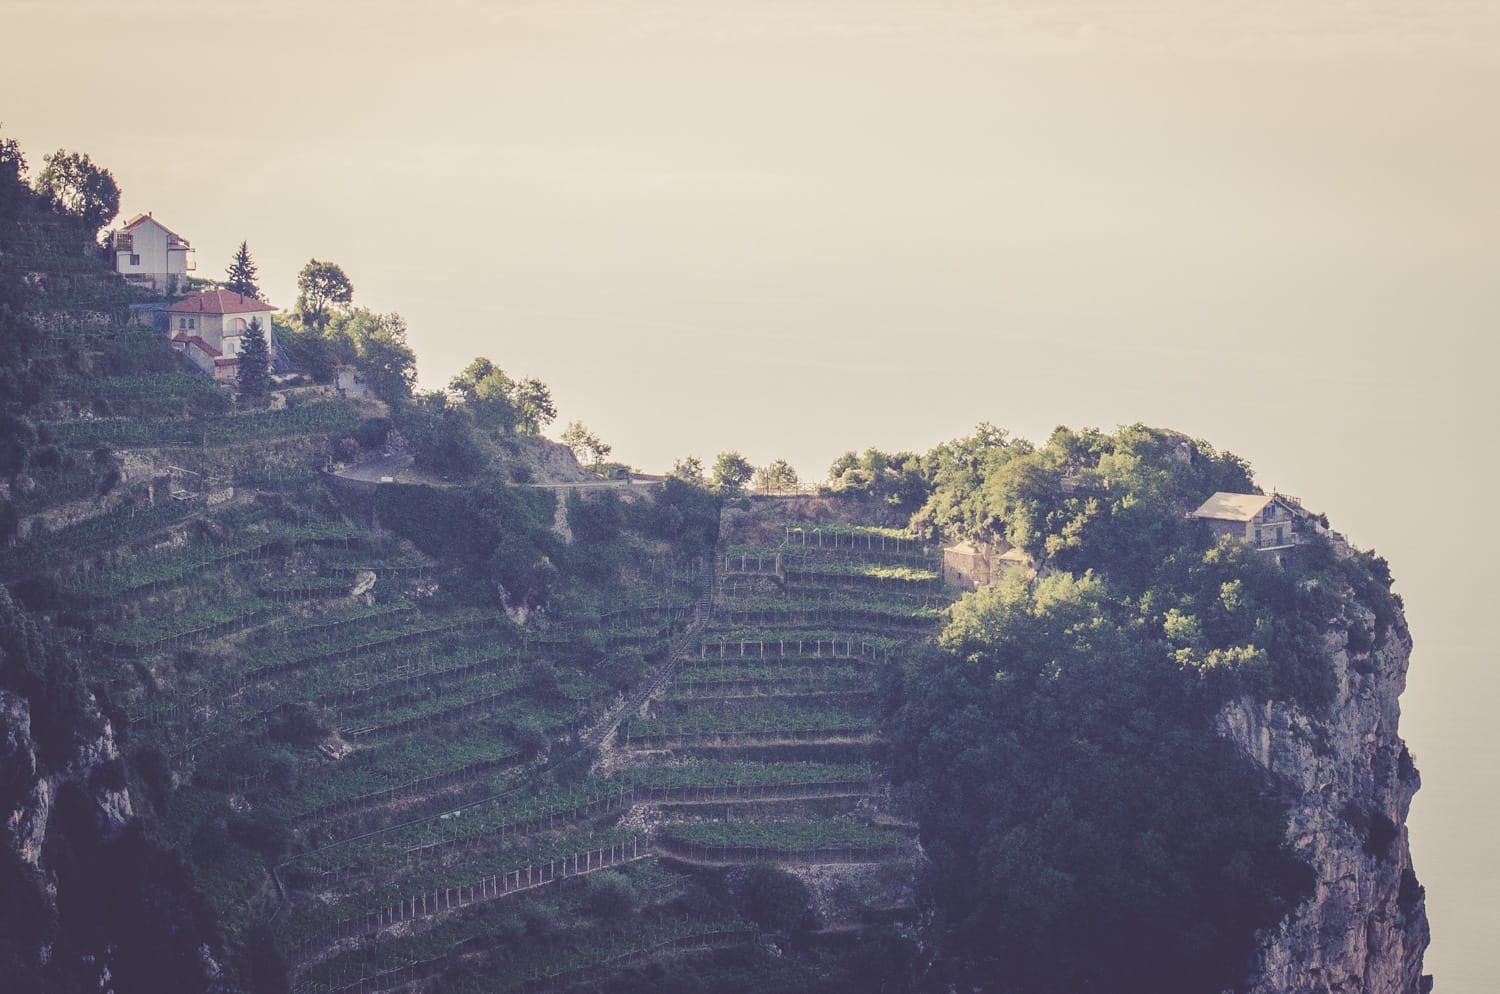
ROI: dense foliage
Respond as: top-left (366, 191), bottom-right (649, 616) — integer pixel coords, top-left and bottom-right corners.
top-left (293, 258), bottom-right (353, 329)
top-left (0, 130), bottom-right (1408, 994)
top-left (373, 480), bottom-right (560, 609)
top-left (33, 149), bottom-right (119, 233)
top-left (236, 317), bottom-right (271, 398)
top-left (447, 356), bottom-right (557, 436)
top-left (886, 424), bottom-right (1401, 993)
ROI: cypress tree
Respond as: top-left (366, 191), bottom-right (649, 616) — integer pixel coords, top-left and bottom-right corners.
top-left (237, 317), bottom-right (271, 398)
top-left (225, 240), bottom-right (260, 300)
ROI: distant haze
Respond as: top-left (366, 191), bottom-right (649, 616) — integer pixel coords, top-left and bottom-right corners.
top-left (5, 1), bottom-right (1497, 988)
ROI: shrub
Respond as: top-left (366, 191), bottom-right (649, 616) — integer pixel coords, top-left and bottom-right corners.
top-left (267, 704), bottom-right (331, 748)
top-left (585, 871), bottom-right (640, 920)
top-left (732, 863), bottom-right (812, 933)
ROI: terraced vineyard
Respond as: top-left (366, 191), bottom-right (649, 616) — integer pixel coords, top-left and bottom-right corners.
top-left (1, 261), bottom-right (947, 991)
top-left (584, 513), bottom-right (949, 973)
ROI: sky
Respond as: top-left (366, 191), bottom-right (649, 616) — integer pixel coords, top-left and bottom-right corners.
top-left (4, 1), bottom-right (1498, 988)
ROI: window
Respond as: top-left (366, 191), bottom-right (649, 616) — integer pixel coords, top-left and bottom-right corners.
top-left (1263, 504), bottom-right (1276, 522)
top-left (1276, 526), bottom-right (1285, 545)
top-left (1255, 527), bottom-right (1263, 544)
top-left (188, 318), bottom-right (196, 330)
top-left (128, 253), bottom-right (140, 266)
top-left (225, 338), bottom-right (237, 355)
top-left (178, 318), bottom-right (186, 330)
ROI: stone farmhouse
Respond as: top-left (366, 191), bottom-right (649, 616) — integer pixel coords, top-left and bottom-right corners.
top-left (942, 539), bottom-right (1033, 591)
top-left (165, 289), bottom-right (277, 382)
top-left (1189, 492), bottom-right (1305, 552)
top-left (111, 213), bottom-right (195, 292)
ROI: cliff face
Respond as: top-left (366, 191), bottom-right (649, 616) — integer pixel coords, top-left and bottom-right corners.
top-left (1218, 602), bottom-right (1429, 993)
top-left (2, 686), bottom-right (132, 872)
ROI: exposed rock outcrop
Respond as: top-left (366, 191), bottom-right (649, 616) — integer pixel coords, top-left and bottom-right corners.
top-left (1219, 603), bottom-right (1429, 993)
top-left (2, 685), bottom-right (133, 873)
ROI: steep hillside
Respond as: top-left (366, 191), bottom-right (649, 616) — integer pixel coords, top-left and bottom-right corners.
top-left (0, 156), bottom-right (1427, 993)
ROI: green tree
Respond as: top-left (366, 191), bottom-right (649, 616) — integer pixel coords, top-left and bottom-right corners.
top-left (224, 240), bottom-right (259, 300)
top-left (712, 451), bottom-right (754, 497)
top-left (354, 313), bottom-right (416, 404)
top-left (295, 259), bottom-right (353, 330)
top-left (753, 458), bottom-right (799, 494)
top-left (395, 390), bottom-right (484, 477)
top-left (512, 377), bottom-right (556, 435)
top-left (670, 455), bottom-right (704, 483)
top-left (0, 127), bottom-right (29, 218)
top-left (235, 317), bottom-right (271, 398)
top-left (448, 358), bottom-right (554, 435)
top-left (561, 420), bottom-right (611, 467)
top-left (33, 149), bottom-right (119, 232)
top-left (733, 863), bottom-right (812, 932)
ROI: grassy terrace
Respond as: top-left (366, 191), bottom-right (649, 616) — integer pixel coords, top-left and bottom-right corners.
top-left (257, 574), bottom-right (352, 598)
top-left (95, 596), bottom-right (274, 652)
top-left (280, 827), bottom-right (643, 938)
top-left (65, 532), bottom-right (282, 600)
top-left (337, 671), bottom-right (600, 741)
top-left (258, 724), bottom-right (531, 823)
top-left (241, 604), bottom-right (485, 681)
top-left (693, 627), bottom-right (900, 657)
top-left (451, 912), bottom-right (751, 994)
top-left (617, 760), bottom-right (872, 790)
top-left (298, 862), bottom-right (690, 990)
top-left (7, 496), bottom-right (203, 565)
top-left (713, 597), bottom-right (944, 633)
top-left (668, 664), bottom-right (870, 694)
top-left (624, 703), bottom-right (874, 743)
top-left (338, 672), bottom-right (530, 733)
top-left (287, 762), bottom-right (874, 877)
top-left (659, 818), bottom-right (909, 853)
top-left (287, 780), bottom-right (635, 878)
top-left (784, 560), bottom-right (940, 583)
top-left (782, 522), bottom-right (933, 554)
top-left (49, 401), bottom-right (366, 448)
top-left (306, 900), bottom-right (746, 994)
top-left (125, 617), bottom-right (521, 731)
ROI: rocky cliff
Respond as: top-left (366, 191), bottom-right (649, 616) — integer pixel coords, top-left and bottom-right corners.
top-left (2, 685), bottom-right (133, 872)
top-left (1218, 598), bottom-right (1430, 993)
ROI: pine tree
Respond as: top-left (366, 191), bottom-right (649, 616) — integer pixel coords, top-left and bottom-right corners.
top-left (225, 240), bottom-right (260, 300)
top-left (237, 317), bottom-right (271, 398)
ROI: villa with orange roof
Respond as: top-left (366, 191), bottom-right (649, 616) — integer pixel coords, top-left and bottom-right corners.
top-left (166, 289), bottom-right (278, 381)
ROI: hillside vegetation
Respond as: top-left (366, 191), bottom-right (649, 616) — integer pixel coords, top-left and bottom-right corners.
top-left (0, 137), bottom-right (1408, 994)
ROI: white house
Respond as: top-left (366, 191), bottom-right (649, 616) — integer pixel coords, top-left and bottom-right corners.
top-left (112, 213), bottom-right (195, 292)
top-left (166, 289), bottom-right (277, 382)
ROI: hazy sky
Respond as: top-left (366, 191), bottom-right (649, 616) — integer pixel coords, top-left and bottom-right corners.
top-left (4, 1), bottom-right (1498, 988)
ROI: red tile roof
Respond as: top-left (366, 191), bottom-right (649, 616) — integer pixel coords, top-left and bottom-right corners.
top-left (167, 289), bottom-right (275, 315)
top-left (172, 333), bottom-right (222, 358)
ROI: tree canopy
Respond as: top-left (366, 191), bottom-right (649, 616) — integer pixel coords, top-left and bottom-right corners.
top-left (33, 149), bottom-right (119, 232)
top-left (235, 318), bottom-right (271, 399)
top-left (711, 451), bottom-right (754, 497)
top-left (294, 259), bottom-right (353, 329)
top-left (447, 358), bottom-right (555, 435)
top-left (885, 423), bottom-right (1404, 993)
top-left (753, 458), bottom-right (799, 494)
top-left (560, 420), bottom-right (611, 468)
top-left (0, 128), bottom-right (29, 218)
top-left (329, 308), bottom-right (416, 403)
top-left (224, 241), bottom-right (260, 300)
